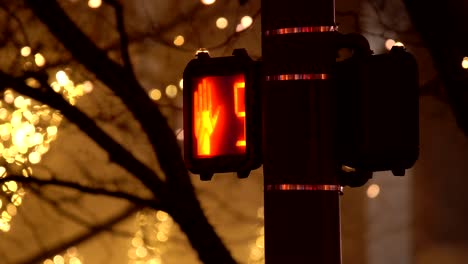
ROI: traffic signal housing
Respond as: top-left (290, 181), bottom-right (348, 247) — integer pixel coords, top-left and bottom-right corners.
top-left (183, 49), bottom-right (262, 180)
top-left (336, 40), bottom-right (419, 186)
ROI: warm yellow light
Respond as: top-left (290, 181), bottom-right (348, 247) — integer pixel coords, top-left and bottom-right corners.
top-left (165, 84), bottom-right (178, 98)
top-left (21, 46), bottom-right (31, 57)
top-left (216, 17), bottom-right (228, 29)
top-left (394, 41), bottom-right (405, 48)
top-left (179, 78), bottom-right (184, 90)
top-left (4, 91), bottom-right (14, 104)
top-left (241, 16), bottom-right (253, 28)
top-left (135, 246), bottom-right (148, 258)
top-left (156, 211), bottom-right (169, 221)
top-left (35, 53), bottom-right (46, 67)
top-left (201, 0), bottom-right (216, 5)
top-left (69, 257), bottom-right (81, 264)
top-left (47, 126), bottom-right (58, 136)
top-left (156, 231), bottom-right (169, 242)
top-left (462, 57), bottom-right (468, 69)
top-left (28, 151), bottom-right (41, 164)
top-left (367, 184), bottom-right (380, 199)
top-left (83, 81), bottom-right (93, 93)
top-left (149, 89), bottom-right (162, 101)
top-left (43, 260), bottom-right (54, 264)
top-left (3, 181), bottom-right (17, 192)
top-left (341, 165), bottom-right (356, 173)
top-left (195, 48), bottom-right (210, 56)
top-left (56, 71), bottom-right (69, 86)
top-left (256, 235), bottom-right (265, 248)
top-left (173, 35), bottom-right (185, 46)
top-left (67, 247), bottom-right (78, 257)
top-left (132, 237), bottom-right (144, 247)
top-left (385, 39), bottom-right (396, 51)
top-left (250, 247), bottom-right (263, 261)
top-left (25, 78), bottom-right (41, 89)
top-left (88, 0), bottom-right (101, 8)
top-left (6, 204), bottom-right (17, 216)
top-left (53, 255), bottom-right (64, 264)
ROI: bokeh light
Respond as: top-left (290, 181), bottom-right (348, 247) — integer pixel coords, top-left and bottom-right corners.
top-left (173, 35), bottom-right (185, 46)
top-left (367, 184), bottom-right (381, 199)
top-left (165, 85), bottom-right (178, 98)
top-left (149, 89), bottom-right (162, 101)
top-left (43, 248), bottom-right (83, 264)
top-left (236, 16), bottom-right (253, 32)
top-left (0, 67), bottom-right (92, 232)
top-left (20, 46), bottom-right (31, 57)
top-left (88, 0), bottom-right (101, 8)
top-left (128, 210), bottom-right (173, 264)
top-left (462, 57), bottom-right (468, 69)
top-left (34, 53), bottom-right (46, 67)
top-left (201, 0), bottom-right (216, 5)
top-left (216, 17), bottom-right (228, 29)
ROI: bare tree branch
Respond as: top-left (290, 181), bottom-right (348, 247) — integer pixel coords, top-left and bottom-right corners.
top-left (103, 0), bottom-right (135, 77)
top-left (15, 205), bottom-right (139, 264)
top-left (0, 175), bottom-right (161, 210)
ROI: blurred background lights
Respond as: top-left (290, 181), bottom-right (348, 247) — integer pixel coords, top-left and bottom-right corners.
top-left (173, 35), bottom-right (185, 46)
top-left (385, 39), bottom-right (396, 50)
top-left (34, 53), bottom-right (46, 67)
top-left (367, 184), bottom-right (381, 199)
top-left (148, 89), bottom-right (162, 101)
top-left (236, 16), bottom-right (253, 32)
top-left (201, 0), bottom-right (216, 5)
top-left (241, 16), bottom-right (253, 28)
top-left (165, 84), bottom-right (178, 98)
top-left (394, 41), bottom-right (405, 48)
top-left (43, 248), bottom-right (83, 264)
top-left (195, 48), bottom-right (210, 56)
top-left (88, 0), bottom-right (101, 8)
top-left (56, 71), bottom-right (69, 86)
top-left (20, 46), bottom-right (31, 57)
top-left (462, 57), bottom-right (468, 69)
top-left (128, 210), bottom-right (173, 264)
top-left (0, 68), bottom-right (92, 232)
top-left (179, 79), bottom-right (183, 90)
top-left (216, 17), bottom-right (228, 29)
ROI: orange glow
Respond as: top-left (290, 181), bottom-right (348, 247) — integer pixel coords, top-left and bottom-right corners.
top-left (194, 79), bottom-right (220, 156)
top-left (192, 74), bottom-right (246, 158)
top-left (234, 82), bottom-right (246, 149)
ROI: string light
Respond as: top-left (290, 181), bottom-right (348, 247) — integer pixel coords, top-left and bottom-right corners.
top-left (248, 207), bottom-right (265, 264)
top-left (201, 0), bottom-right (216, 5)
top-left (216, 17), bottom-right (228, 29)
top-left (461, 57), bottom-right (468, 69)
top-left (0, 67), bottom-right (92, 232)
top-left (236, 16), bottom-right (253, 32)
top-left (34, 53), bottom-right (46, 67)
top-left (88, 0), bottom-right (101, 8)
top-left (43, 248), bottom-right (83, 264)
top-left (20, 46), bottom-right (31, 57)
top-left (149, 89), bottom-right (162, 101)
top-left (367, 184), bottom-right (380, 199)
top-left (173, 35), bottom-right (185, 46)
top-left (128, 210), bottom-right (173, 264)
top-left (165, 85), bottom-right (178, 98)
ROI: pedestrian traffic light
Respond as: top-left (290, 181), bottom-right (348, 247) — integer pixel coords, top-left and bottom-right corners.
top-left (183, 49), bottom-right (261, 180)
top-left (336, 39), bottom-right (419, 183)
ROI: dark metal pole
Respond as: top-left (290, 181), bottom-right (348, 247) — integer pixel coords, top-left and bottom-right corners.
top-left (262, 0), bottom-right (342, 263)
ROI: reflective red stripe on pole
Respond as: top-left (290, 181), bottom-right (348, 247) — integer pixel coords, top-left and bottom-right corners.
top-left (262, 0), bottom-right (342, 263)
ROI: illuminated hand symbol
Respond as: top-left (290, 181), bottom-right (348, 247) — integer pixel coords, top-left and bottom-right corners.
top-left (194, 79), bottom-right (221, 156)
